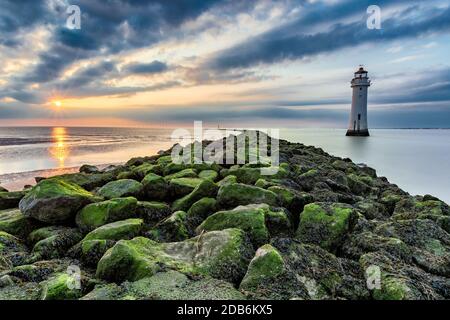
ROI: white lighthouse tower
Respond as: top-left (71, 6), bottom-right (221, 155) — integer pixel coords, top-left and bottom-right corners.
top-left (346, 66), bottom-right (371, 136)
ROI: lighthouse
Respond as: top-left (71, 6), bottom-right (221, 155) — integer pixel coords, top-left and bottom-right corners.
top-left (346, 67), bottom-right (371, 136)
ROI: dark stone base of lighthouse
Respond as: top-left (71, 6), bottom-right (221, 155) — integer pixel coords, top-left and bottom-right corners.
top-left (346, 129), bottom-right (370, 136)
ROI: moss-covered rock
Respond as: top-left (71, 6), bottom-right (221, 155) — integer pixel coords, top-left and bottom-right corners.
top-left (0, 191), bottom-right (27, 210)
top-left (197, 204), bottom-right (269, 247)
top-left (185, 197), bottom-right (217, 232)
top-left (52, 171), bottom-right (116, 191)
top-left (83, 270), bottom-right (244, 300)
top-left (96, 228), bottom-right (253, 284)
top-left (164, 168), bottom-right (197, 181)
top-left (132, 163), bottom-right (161, 180)
top-left (83, 218), bottom-right (143, 242)
top-left (198, 170), bottom-right (218, 181)
top-left (221, 166), bottom-right (288, 185)
top-left (40, 272), bottom-right (82, 300)
top-left (79, 164), bottom-right (99, 174)
top-left (216, 183), bottom-right (278, 209)
top-left (19, 179), bottom-right (98, 224)
top-left (76, 197), bottom-right (138, 232)
top-left (216, 175), bottom-right (237, 187)
top-left (169, 177), bottom-right (204, 198)
top-left (30, 227), bottom-right (83, 260)
top-left (97, 179), bottom-right (143, 199)
top-left (147, 211), bottom-right (188, 242)
top-left (136, 201), bottom-right (171, 226)
top-left (296, 202), bottom-right (358, 252)
top-left (240, 244), bottom-right (284, 290)
top-left (0, 231), bottom-right (28, 271)
top-left (172, 179), bottom-right (218, 212)
top-left (0, 208), bottom-right (37, 238)
top-left (141, 173), bottom-right (168, 200)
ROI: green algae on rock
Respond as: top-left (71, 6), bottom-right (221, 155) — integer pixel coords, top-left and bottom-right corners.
top-left (82, 218), bottom-right (143, 242)
top-left (97, 179), bottom-right (143, 199)
top-left (0, 191), bottom-right (27, 210)
top-left (296, 202), bottom-right (358, 252)
top-left (40, 273), bottom-right (82, 300)
top-left (169, 177), bottom-right (204, 198)
top-left (96, 228), bottom-right (253, 284)
top-left (141, 173), bottom-right (168, 200)
top-left (216, 183), bottom-right (278, 209)
top-left (82, 270), bottom-right (244, 300)
top-left (172, 179), bottom-right (218, 212)
top-left (0, 208), bottom-right (37, 238)
top-left (147, 211), bottom-right (188, 242)
top-left (76, 197), bottom-right (138, 232)
top-left (19, 179), bottom-right (98, 224)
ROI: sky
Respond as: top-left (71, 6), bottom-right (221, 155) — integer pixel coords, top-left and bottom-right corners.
top-left (0, 0), bottom-right (449, 128)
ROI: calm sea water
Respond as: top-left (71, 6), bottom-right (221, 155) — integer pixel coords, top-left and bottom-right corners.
top-left (0, 127), bottom-right (448, 203)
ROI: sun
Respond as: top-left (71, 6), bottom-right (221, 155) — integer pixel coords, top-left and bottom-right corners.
top-left (54, 101), bottom-right (62, 107)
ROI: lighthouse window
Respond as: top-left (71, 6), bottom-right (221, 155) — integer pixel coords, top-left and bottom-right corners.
top-left (358, 114), bottom-right (361, 120)
top-left (360, 87), bottom-right (362, 90)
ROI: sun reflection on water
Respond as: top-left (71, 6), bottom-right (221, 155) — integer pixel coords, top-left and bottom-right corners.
top-left (49, 127), bottom-right (69, 167)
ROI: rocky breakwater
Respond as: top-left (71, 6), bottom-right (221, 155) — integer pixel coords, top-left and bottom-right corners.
top-left (0, 132), bottom-right (449, 300)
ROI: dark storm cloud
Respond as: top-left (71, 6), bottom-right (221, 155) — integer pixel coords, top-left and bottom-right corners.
top-left (205, 3), bottom-right (450, 71)
top-left (123, 61), bottom-right (169, 75)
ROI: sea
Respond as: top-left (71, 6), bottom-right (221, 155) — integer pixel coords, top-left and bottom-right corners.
top-left (0, 127), bottom-right (448, 203)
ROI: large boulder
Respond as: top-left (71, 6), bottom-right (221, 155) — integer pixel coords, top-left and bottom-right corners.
top-left (169, 178), bottom-right (204, 198)
top-left (39, 272), bottom-right (83, 300)
top-left (185, 197), bottom-right (217, 232)
top-left (97, 179), bottom-right (143, 199)
top-left (216, 183), bottom-right (278, 209)
top-left (51, 172), bottom-right (115, 191)
top-left (136, 201), bottom-right (171, 226)
top-left (82, 218), bottom-right (144, 242)
top-left (141, 173), bottom-right (168, 200)
top-left (19, 179), bottom-right (98, 224)
top-left (164, 169), bottom-right (197, 181)
top-left (76, 197), bottom-right (138, 232)
top-left (96, 228), bottom-right (254, 285)
top-left (296, 202), bottom-right (358, 252)
top-left (147, 211), bottom-right (188, 242)
top-left (221, 165), bottom-right (288, 185)
top-left (0, 191), bottom-right (27, 210)
top-left (30, 227), bottom-right (83, 260)
top-left (82, 270), bottom-right (244, 300)
top-left (0, 231), bottom-right (29, 272)
top-left (172, 179), bottom-right (218, 212)
top-left (0, 208), bottom-right (37, 238)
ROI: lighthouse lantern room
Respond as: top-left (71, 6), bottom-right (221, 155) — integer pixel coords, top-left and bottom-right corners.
top-left (346, 66), bottom-right (371, 136)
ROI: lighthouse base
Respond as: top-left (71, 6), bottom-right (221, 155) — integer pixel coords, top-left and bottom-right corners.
top-left (346, 129), bottom-right (370, 137)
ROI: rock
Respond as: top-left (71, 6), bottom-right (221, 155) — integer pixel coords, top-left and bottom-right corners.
top-left (132, 163), bottom-right (161, 180)
top-left (0, 191), bottom-right (27, 210)
top-left (141, 173), bottom-right (168, 200)
top-left (0, 186), bottom-right (8, 192)
top-left (82, 270), bottom-right (244, 300)
top-left (221, 166), bottom-right (288, 185)
top-left (198, 170), bottom-right (218, 181)
top-left (136, 201), bottom-right (171, 226)
top-left (164, 168), bottom-right (197, 181)
top-left (97, 179), bottom-right (143, 199)
top-left (79, 164), bottom-right (99, 174)
top-left (19, 179), bottom-right (98, 224)
top-left (0, 231), bottom-right (29, 271)
top-left (355, 200), bottom-right (389, 220)
top-left (0, 275), bottom-right (14, 288)
top-left (216, 183), bottom-right (278, 209)
top-left (0, 208), bottom-right (37, 238)
top-left (0, 282), bottom-right (41, 300)
top-left (30, 227), bottom-right (83, 260)
top-left (79, 240), bottom-right (114, 267)
top-left (83, 218), bottom-right (144, 242)
top-left (272, 238), bottom-right (370, 300)
top-left (51, 172), bottom-right (115, 191)
top-left (268, 186), bottom-right (314, 221)
top-left (40, 273), bottom-right (82, 300)
top-left (147, 211), bottom-right (188, 242)
top-left (239, 244), bottom-right (285, 291)
top-left (197, 203), bottom-right (289, 247)
top-left (5, 259), bottom-right (73, 282)
top-left (96, 228), bottom-right (254, 285)
top-left (217, 175), bottom-right (238, 187)
top-left (169, 177), bottom-right (204, 198)
top-left (296, 202), bottom-right (358, 252)
top-left (172, 179), bottom-right (218, 212)
top-left (76, 197), bottom-right (138, 232)
top-left (185, 197), bottom-right (217, 232)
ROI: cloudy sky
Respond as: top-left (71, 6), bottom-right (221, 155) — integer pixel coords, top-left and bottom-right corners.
top-left (0, 0), bottom-right (449, 128)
